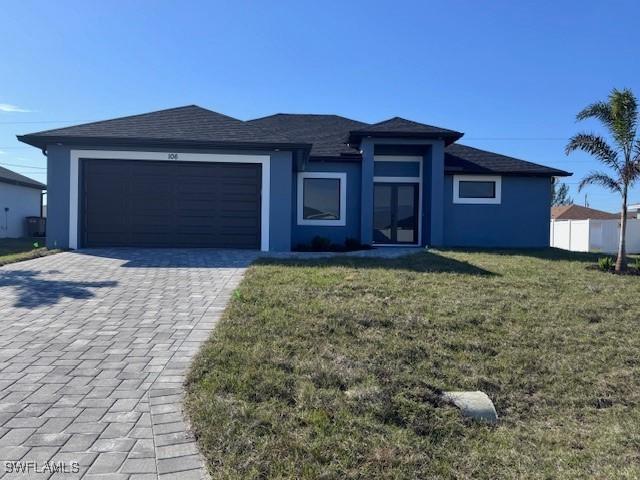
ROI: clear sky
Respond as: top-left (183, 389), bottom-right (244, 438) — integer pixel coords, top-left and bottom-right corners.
top-left (1, 0), bottom-right (638, 211)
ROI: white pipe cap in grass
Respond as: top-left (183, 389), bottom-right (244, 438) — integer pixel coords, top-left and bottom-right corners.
top-left (442, 391), bottom-right (498, 424)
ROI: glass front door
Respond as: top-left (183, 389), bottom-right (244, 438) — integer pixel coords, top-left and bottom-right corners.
top-left (373, 183), bottom-right (419, 244)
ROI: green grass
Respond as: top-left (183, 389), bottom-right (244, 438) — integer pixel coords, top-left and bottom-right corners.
top-left (0, 238), bottom-right (58, 266)
top-left (186, 249), bottom-right (640, 479)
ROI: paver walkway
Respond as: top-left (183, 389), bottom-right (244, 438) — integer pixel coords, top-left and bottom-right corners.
top-left (0, 249), bottom-right (259, 479)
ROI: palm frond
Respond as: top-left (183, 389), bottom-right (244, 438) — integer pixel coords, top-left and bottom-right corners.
top-left (565, 132), bottom-right (620, 171)
top-left (576, 100), bottom-right (613, 128)
top-left (578, 171), bottom-right (621, 193)
top-left (609, 88), bottom-right (638, 151)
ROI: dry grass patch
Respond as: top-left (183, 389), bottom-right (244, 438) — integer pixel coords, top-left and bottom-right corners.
top-left (186, 249), bottom-right (640, 479)
top-left (0, 238), bottom-right (59, 266)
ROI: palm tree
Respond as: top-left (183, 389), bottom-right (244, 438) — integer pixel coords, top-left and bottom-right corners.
top-left (566, 88), bottom-right (640, 272)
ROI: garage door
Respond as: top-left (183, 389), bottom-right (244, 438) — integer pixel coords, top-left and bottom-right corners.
top-left (81, 159), bottom-right (261, 248)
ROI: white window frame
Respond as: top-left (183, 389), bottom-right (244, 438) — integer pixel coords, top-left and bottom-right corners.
top-left (69, 149), bottom-right (271, 251)
top-left (453, 175), bottom-right (502, 204)
top-left (297, 172), bottom-right (346, 226)
top-left (373, 155), bottom-right (423, 247)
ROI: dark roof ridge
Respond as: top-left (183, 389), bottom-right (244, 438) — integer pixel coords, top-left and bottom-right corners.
top-left (23, 105), bottom-right (209, 137)
top-left (353, 116), bottom-right (463, 135)
top-left (0, 165), bottom-right (46, 189)
top-left (250, 112), bottom-right (364, 122)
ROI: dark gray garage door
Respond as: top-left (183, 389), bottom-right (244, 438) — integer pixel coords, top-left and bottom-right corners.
top-left (82, 159), bottom-right (261, 248)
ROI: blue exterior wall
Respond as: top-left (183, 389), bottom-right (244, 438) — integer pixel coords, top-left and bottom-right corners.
top-left (374, 161), bottom-right (420, 177)
top-left (429, 142), bottom-right (445, 246)
top-left (368, 142), bottom-right (444, 248)
top-left (421, 151), bottom-right (432, 246)
top-left (360, 141), bottom-right (375, 244)
top-left (443, 175), bottom-right (552, 248)
top-left (291, 161), bottom-right (361, 246)
top-left (43, 142), bottom-right (553, 251)
top-left (43, 145), bottom-right (293, 251)
top-left (269, 151), bottom-right (293, 251)
top-left (46, 145), bottom-right (71, 249)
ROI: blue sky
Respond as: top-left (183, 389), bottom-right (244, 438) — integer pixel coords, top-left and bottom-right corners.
top-left (1, 0), bottom-right (638, 211)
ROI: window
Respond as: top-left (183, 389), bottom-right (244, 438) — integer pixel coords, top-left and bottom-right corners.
top-left (453, 175), bottom-right (501, 204)
top-left (297, 172), bottom-right (347, 226)
top-left (458, 181), bottom-right (495, 199)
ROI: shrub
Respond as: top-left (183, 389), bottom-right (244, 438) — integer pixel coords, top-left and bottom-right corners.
top-left (293, 243), bottom-right (311, 252)
top-left (633, 257), bottom-right (640, 270)
top-left (597, 256), bottom-right (614, 271)
top-left (311, 236), bottom-right (332, 251)
top-left (344, 237), bottom-right (361, 250)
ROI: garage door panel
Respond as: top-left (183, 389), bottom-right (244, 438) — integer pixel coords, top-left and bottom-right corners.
top-left (82, 159), bottom-right (261, 248)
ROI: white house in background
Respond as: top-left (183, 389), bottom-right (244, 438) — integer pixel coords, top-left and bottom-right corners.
top-left (550, 204), bottom-right (640, 254)
top-left (0, 165), bottom-right (46, 238)
top-left (629, 203), bottom-right (640, 219)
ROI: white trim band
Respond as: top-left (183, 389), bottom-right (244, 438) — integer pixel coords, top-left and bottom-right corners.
top-left (453, 175), bottom-right (502, 204)
top-left (372, 156), bottom-right (423, 247)
top-left (296, 171), bottom-right (347, 227)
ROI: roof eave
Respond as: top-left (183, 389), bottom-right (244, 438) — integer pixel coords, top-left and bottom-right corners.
top-left (348, 131), bottom-right (464, 146)
top-left (0, 177), bottom-right (46, 190)
top-left (17, 135), bottom-right (312, 152)
top-left (445, 168), bottom-right (572, 177)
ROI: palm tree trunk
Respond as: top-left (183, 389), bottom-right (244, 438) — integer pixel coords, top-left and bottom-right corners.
top-left (615, 186), bottom-right (628, 272)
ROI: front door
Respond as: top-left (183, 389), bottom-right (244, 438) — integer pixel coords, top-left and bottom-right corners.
top-left (373, 183), bottom-right (419, 244)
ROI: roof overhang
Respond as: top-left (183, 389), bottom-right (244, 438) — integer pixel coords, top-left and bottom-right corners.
top-left (0, 177), bottom-right (46, 190)
top-left (17, 134), bottom-right (312, 153)
top-left (348, 130), bottom-right (464, 146)
top-left (444, 167), bottom-right (572, 177)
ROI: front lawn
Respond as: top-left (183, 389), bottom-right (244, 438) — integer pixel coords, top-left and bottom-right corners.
top-left (186, 249), bottom-right (640, 479)
top-left (0, 238), bottom-right (57, 266)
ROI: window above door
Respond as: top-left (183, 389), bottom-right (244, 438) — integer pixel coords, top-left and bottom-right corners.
top-left (297, 172), bottom-right (347, 226)
top-left (453, 175), bottom-right (502, 204)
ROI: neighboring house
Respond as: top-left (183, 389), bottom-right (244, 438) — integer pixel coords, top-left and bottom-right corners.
top-left (551, 204), bottom-right (618, 221)
top-left (627, 203), bottom-right (640, 219)
top-left (550, 204), bottom-right (640, 253)
top-left (0, 166), bottom-right (46, 238)
top-left (17, 105), bottom-right (570, 251)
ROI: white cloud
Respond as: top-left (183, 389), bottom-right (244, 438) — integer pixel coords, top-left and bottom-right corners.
top-left (0, 103), bottom-right (31, 113)
top-left (0, 150), bottom-right (5, 155)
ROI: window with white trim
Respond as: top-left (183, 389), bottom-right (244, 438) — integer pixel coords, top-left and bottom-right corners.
top-left (453, 175), bottom-right (502, 204)
top-left (297, 172), bottom-right (347, 226)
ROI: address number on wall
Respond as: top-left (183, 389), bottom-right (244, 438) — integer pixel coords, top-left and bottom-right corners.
top-left (168, 153), bottom-right (179, 160)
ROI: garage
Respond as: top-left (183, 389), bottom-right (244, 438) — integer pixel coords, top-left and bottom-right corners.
top-left (81, 159), bottom-right (261, 248)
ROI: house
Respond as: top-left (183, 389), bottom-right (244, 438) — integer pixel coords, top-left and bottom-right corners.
top-left (550, 204), bottom-right (640, 253)
top-left (0, 165), bottom-right (46, 238)
top-left (17, 105), bottom-right (570, 251)
top-left (551, 204), bottom-right (618, 221)
top-left (627, 203), bottom-right (640, 219)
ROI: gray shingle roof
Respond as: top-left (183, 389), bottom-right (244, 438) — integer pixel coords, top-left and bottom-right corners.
top-left (251, 113), bottom-right (569, 176)
top-left (18, 105), bottom-right (306, 149)
top-left (17, 105), bottom-right (570, 177)
top-left (551, 204), bottom-right (617, 220)
top-left (444, 143), bottom-right (570, 176)
top-left (248, 114), bottom-right (365, 157)
top-left (0, 165), bottom-right (46, 190)
top-left (348, 116), bottom-right (463, 144)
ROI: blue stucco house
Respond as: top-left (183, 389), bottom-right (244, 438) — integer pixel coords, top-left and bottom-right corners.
top-left (17, 106), bottom-right (570, 251)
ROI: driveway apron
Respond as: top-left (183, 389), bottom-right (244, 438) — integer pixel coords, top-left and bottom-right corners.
top-left (0, 248), bottom-right (258, 479)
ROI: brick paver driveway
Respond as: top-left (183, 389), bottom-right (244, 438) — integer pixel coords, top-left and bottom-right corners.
top-left (0, 249), bottom-right (259, 479)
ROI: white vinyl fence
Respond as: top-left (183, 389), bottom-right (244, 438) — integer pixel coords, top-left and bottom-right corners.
top-left (550, 219), bottom-right (640, 254)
